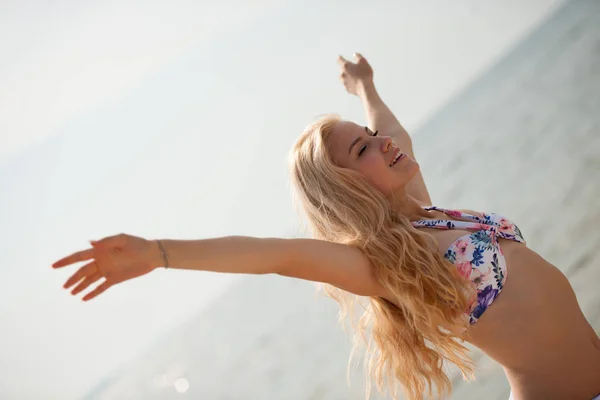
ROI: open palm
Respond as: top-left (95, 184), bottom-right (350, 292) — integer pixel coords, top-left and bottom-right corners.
top-left (51, 233), bottom-right (160, 301)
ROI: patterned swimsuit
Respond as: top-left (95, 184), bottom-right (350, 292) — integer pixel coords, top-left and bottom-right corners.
top-left (411, 206), bottom-right (526, 325)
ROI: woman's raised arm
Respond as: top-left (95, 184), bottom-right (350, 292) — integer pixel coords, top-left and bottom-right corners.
top-left (338, 53), bottom-right (432, 206)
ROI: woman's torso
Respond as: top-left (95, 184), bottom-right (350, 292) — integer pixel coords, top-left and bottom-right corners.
top-left (413, 207), bottom-right (600, 400)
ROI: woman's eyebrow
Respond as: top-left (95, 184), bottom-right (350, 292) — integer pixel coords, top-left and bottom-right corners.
top-left (348, 127), bottom-right (370, 154)
top-left (348, 137), bottom-right (362, 154)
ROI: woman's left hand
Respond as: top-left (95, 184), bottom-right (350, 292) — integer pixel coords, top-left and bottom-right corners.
top-left (337, 53), bottom-right (374, 96)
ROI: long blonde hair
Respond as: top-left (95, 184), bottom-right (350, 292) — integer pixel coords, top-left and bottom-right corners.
top-left (288, 114), bottom-right (476, 400)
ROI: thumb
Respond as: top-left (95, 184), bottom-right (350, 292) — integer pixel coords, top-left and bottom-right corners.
top-left (354, 52), bottom-right (365, 62)
top-left (90, 233), bottom-right (128, 249)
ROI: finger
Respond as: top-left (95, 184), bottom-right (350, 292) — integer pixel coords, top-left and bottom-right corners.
top-left (337, 55), bottom-right (349, 67)
top-left (82, 280), bottom-right (112, 302)
top-left (71, 272), bottom-right (103, 295)
top-left (91, 233), bottom-right (128, 249)
top-left (52, 248), bottom-right (94, 269)
top-left (63, 261), bottom-right (98, 289)
top-left (353, 52), bottom-right (365, 62)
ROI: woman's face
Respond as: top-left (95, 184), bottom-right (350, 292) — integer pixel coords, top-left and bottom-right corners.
top-left (328, 120), bottom-right (419, 196)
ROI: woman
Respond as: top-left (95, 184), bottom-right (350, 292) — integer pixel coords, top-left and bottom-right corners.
top-left (52, 54), bottom-right (600, 400)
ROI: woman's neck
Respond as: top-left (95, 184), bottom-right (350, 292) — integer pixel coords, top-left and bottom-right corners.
top-left (389, 193), bottom-right (432, 221)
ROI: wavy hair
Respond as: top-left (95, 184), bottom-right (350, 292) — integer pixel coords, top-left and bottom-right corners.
top-left (288, 114), bottom-right (476, 400)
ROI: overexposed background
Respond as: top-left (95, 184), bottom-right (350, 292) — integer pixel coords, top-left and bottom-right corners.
top-left (0, 1), bottom-right (567, 398)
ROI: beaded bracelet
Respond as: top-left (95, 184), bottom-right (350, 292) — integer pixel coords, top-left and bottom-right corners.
top-left (156, 240), bottom-right (170, 269)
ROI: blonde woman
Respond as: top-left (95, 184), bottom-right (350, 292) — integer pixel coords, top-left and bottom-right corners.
top-left (52, 54), bottom-right (600, 400)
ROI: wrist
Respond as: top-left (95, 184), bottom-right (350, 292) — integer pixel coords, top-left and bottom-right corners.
top-left (357, 80), bottom-right (380, 103)
top-left (153, 239), bottom-right (170, 270)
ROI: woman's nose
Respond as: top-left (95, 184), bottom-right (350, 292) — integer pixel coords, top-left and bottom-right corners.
top-left (381, 136), bottom-right (393, 152)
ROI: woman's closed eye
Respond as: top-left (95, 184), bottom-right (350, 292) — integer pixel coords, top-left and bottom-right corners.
top-left (358, 130), bottom-right (379, 156)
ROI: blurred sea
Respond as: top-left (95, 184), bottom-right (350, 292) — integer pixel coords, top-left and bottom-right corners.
top-left (85, 1), bottom-right (600, 399)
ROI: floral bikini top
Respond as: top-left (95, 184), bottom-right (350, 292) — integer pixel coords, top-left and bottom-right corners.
top-left (411, 206), bottom-right (526, 325)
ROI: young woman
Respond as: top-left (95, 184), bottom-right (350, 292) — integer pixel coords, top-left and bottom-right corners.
top-left (52, 54), bottom-right (600, 400)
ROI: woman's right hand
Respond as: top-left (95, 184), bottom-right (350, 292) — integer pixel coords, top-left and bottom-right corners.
top-left (337, 53), bottom-right (374, 96)
top-left (52, 233), bottom-right (162, 301)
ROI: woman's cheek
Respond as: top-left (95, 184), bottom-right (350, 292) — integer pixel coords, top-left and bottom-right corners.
top-left (365, 155), bottom-right (385, 170)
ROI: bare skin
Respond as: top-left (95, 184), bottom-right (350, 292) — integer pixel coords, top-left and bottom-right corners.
top-left (420, 218), bottom-right (600, 399)
top-left (51, 54), bottom-right (600, 399)
top-left (334, 54), bottom-right (600, 399)
top-left (328, 119), bottom-right (600, 399)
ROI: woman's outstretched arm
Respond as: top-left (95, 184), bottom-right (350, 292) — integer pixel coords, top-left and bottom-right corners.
top-left (161, 236), bottom-right (387, 296)
top-left (338, 53), bottom-right (432, 205)
top-left (52, 234), bottom-right (389, 301)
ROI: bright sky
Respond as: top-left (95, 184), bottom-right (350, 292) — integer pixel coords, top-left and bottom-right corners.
top-left (0, 0), bottom-right (565, 398)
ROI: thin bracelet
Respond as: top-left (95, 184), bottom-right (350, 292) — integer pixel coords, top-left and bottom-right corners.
top-left (156, 240), bottom-right (170, 269)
